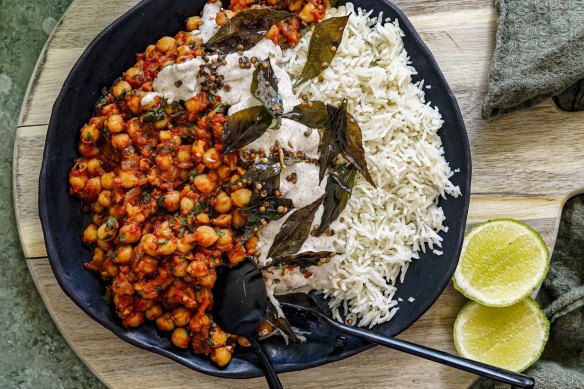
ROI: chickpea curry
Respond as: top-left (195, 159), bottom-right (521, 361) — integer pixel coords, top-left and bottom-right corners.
top-left (69, 0), bottom-right (332, 367)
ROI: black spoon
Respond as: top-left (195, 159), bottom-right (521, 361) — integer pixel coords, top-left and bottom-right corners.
top-left (278, 293), bottom-right (535, 388)
top-left (212, 259), bottom-right (283, 389)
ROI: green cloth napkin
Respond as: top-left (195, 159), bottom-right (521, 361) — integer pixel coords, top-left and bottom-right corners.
top-left (471, 197), bottom-right (584, 388)
top-left (482, 0), bottom-right (584, 119)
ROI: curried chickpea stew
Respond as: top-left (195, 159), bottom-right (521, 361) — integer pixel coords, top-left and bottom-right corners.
top-left (69, 0), bottom-right (330, 368)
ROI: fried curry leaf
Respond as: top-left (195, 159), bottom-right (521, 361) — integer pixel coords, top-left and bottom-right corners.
top-left (316, 100), bottom-right (376, 187)
top-left (242, 197), bottom-right (293, 242)
top-left (225, 156), bottom-right (301, 189)
top-left (317, 102), bottom-right (344, 183)
top-left (251, 58), bottom-right (283, 116)
top-left (316, 164), bottom-right (356, 236)
top-left (222, 105), bottom-right (276, 155)
top-left (282, 101), bottom-right (329, 128)
top-left (205, 9), bottom-right (296, 55)
top-left (262, 251), bottom-right (337, 270)
top-left (339, 106), bottom-right (376, 188)
top-left (294, 15), bottom-right (349, 87)
top-left (267, 196), bottom-right (324, 259)
top-left (265, 300), bottom-right (300, 343)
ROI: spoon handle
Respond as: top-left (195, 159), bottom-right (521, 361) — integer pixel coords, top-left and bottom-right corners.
top-left (250, 336), bottom-right (284, 389)
top-left (317, 312), bottom-right (534, 388)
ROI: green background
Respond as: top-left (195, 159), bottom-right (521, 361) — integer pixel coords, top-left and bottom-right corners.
top-left (0, 0), bottom-right (103, 387)
top-left (1, 1), bottom-right (582, 388)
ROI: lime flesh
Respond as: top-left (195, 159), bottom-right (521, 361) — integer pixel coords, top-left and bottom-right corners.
top-left (453, 219), bottom-right (550, 307)
top-left (454, 299), bottom-right (549, 372)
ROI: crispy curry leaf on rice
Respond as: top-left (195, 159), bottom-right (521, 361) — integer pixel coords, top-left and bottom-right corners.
top-left (280, 3), bottom-right (460, 328)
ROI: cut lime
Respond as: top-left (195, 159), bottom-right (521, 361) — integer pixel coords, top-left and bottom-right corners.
top-left (454, 299), bottom-right (549, 372)
top-left (453, 219), bottom-right (550, 307)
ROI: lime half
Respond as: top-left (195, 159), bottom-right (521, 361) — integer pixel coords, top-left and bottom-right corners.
top-left (453, 219), bottom-right (550, 307)
top-left (454, 299), bottom-right (549, 372)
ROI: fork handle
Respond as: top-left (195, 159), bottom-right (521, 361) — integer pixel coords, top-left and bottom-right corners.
top-left (315, 311), bottom-right (534, 388)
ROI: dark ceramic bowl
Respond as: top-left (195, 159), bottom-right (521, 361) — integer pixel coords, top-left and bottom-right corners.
top-left (39, 0), bottom-right (471, 379)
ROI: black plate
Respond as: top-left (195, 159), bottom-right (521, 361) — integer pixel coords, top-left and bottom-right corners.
top-left (39, 0), bottom-right (471, 379)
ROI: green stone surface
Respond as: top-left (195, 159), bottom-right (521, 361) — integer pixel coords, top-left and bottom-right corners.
top-left (0, 0), bottom-right (104, 388)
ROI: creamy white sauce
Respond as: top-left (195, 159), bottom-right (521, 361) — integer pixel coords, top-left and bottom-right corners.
top-left (198, 1), bottom-right (222, 43)
top-left (149, 6), bottom-right (341, 296)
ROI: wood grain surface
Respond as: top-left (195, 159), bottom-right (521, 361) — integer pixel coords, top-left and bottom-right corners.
top-left (13, 0), bottom-right (584, 387)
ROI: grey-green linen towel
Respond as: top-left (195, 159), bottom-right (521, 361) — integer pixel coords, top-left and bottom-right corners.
top-left (482, 0), bottom-right (584, 119)
top-left (471, 197), bottom-right (584, 388)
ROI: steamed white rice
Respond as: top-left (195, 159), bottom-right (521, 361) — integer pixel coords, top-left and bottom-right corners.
top-left (281, 3), bottom-right (460, 328)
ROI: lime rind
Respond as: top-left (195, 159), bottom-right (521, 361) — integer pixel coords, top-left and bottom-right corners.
top-left (453, 219), bottom-right (550, 307)
top-left (453, 298), bottom-right (549, 372)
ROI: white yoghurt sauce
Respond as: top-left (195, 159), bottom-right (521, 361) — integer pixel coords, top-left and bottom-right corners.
top-left (150, 1), bottom-right (344, 295)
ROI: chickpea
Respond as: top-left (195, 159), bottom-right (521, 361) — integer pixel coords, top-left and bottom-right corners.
top-left (187, 260), bottom-right (208, 277)
top-left (119, 171), bottom-right (138, 189)
top-left (230, 189), bottom-right (252, 208)
top-left (191, 140), bottom-right (205, 162)
top-left (211, 347), bottom-right (232, 367)
top-left (212, 214), bottom-right (232, 228)
top-left (163, 190), bottom-right (180, 212)
top-left (101, 172), bottom-right (115, 189)
top-left (82, 224), bottom-right (98, 244)
top-left (228, 245), bottom-right (246, 265)
top-left (156, 36), bottom-right (177, 53)
top-left (216, 165), bottom-right (231, 182)
top-left (127, 94), bottom-right (142, 114)
top-left (106, 114), bottom-right (125, 133)
top-left (145, 304), bottom-right (163, 321)
top-left (126, 118), bottom-right (140, 137)
top-left (193, 174), bottom-right (216, 195)
top-left (156, 313), bottom-right (175, 332)
top-left (112, 133), bottom-right (131, 149)
top-left (157, 238), bottom-right (178, 256)
top-left (180, 197), bottom-right (195, 215)
top-left (202, 148), bottom-right (222, 169)
top-left (210, 326), bottom-right (229, 347)
top-left (141, 93), bottom-right (160, 111)
top-left (214, 192), bottom-right (232, 213)
top-left (97, 238), bottom-right (111, 251)
top-left (69, 175), bottom-right (86, 191)
top-left (196, 213), bottom-right (210, 224)
top-left (190, 313), bottom-right (210, 333)
top-left (198, 273), bottom-right (216, 287)
top-left (299, 2), bottom-right (318, 23)
top-left (87, 158), bottom-right (102, 175)
top-left (97, 189), bottom-right (112, 208)
top-left (245, 235), bottom-right (259, 254)
top-left (232, 209), bottom-right (247, 228)
top-left (79, 143), bottom-right (99, 157)
top-left (171, 327), bottom-right (190, 349)
top-left (186, 15), bottom-right (203, 31)
top-left (84, 177), bottom-right (102, 199)
top-left (123, 312), bottom-right (144, 328)
top-left (171, 307), bottom-right (192, 327)
top-left (177, 146), bottom-right (192, 163)
top-left (194, 226), bottom-right (219, 247)
top-left (115, 245), bottom-right (133, 264)
top-left (119, 222), bottom-right (141, 244)
top-left (80, 124), bottom-right (99, 144)
top-left (141, 234), bottom-right (158, 257)
top-left (155, 153), bottom-right (173, 171)
top-left (155, 116), bottom-right (169, 130)
top-left (97, 223), bottom-right (117, 242)
top-left (288, 0), bottom-right (303, 11)
top-left (135, 256), bottom-right (158, 275)
top-left (176, 239), bottom-right (193, 254)
top-left (215, 10), bottom-right (234, 27)
top-left (90, 202), bottom-right (104, 214)
top-left (103, 259), bottom-right (119, 278)
top-left (144, 44), bottom-right (156, 58)
top-left (124, 67), bottom-right (143, 85)
top-left (215, 229), bottom-right (232, 247)
top-left (112, 80), bottom-right (132, 98)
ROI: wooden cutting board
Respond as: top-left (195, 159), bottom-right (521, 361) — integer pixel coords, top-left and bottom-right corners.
top-left (13, 0), bottom-right (584, 387)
